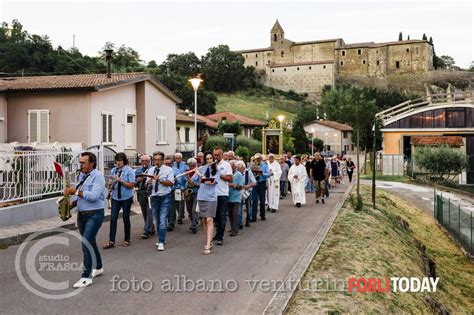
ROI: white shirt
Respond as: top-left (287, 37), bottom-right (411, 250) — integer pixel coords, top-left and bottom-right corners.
top-left (147, 165), bottom-right (174, 196)
top-left (215, 159), bottom-right (232, 196)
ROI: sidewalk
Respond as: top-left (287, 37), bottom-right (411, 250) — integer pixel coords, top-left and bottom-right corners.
top-left (0, 203), bottom-right (142, 247)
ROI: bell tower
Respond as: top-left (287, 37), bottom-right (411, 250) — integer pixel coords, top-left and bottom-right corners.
top-left (270, 19), bottom-right (284, 46)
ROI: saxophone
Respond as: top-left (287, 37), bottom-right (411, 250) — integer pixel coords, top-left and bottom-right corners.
top-left (57, 170), bottom-right (72, 222)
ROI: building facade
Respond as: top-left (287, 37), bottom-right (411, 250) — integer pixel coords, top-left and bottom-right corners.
top-left (304, 119), bottom-right (354, 154)
top-left (238, 20), bottom-right (433, 98)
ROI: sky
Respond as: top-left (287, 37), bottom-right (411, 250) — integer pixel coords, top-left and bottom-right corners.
top-left (0, 0), bottom-right (472, 68)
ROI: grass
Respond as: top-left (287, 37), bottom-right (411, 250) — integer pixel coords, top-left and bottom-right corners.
top-left (286, 186), bottom-right (474, 314)
top-left (215, 89), bottom-right (300, 121)
top-left (359, 172), bottom-right (410, 183)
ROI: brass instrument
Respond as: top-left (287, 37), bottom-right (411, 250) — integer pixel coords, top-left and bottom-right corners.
top-left (106, 170), bottom-right (123, 200)
top-left (57, 170), bottom-right (72, 222)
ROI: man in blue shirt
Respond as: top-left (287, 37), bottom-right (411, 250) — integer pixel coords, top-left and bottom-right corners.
top-left (147, 151), bottom-right (175, 251)
top-left (251, 153), bottom-right (270, 222)
top-left (228, 160), bottom-right (244, 236)
top-left (103, 153), bottom-right (136, 249)
top-left (64, 152), bottom-right (105, 288)
top-left (168, 153), bottom-right (189, 230)
top-left (237, 161), bottom-right (256, 228)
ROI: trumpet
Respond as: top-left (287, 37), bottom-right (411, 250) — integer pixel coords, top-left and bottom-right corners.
top-left (175, 161), bottom-right (217, 179)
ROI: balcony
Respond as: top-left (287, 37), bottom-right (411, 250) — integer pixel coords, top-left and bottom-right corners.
top-left (176, 142), bottom-right (195, 153)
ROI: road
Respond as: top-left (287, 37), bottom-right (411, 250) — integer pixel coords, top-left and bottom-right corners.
top-left (0, 183), bottom-right (350, 315)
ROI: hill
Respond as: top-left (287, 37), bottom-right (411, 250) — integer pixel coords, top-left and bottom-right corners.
top-left (215, 89), bottom-right (304, 122)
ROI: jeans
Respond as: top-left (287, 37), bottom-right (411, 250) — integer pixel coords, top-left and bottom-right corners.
top-left (137, 190), bottom-right (154, 235)
top-left (168, 191), bottom-right (185, 227)
top-left (109, 197), bottom-right (133, 242)
top-left (77, 209), bottom-right (104, 278)
top-left (251, 181), bottom-right (266, 221)
top-left (214, 196), bottom-right (228, 241)
top-left (185, 193), bottom-right (199, 228)
top-left (151, 194), bottom-right (172, 243)
top-left (280, 181), bottom-right (287, 197)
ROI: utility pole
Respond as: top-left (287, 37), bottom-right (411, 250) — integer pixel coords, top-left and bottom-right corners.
top-left (73, 34), bottom-right (75, 49)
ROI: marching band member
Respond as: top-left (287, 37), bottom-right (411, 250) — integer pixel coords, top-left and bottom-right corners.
top-left (103, 153), bottom-right (135, 249)
top-left (168, 153), bottom-right (188, 231)
top-left (227, 160), bottom-right (244, 236)
top-left (185, 158), bottom-right (199, 234)
top-left (64, 152), bottom-right (105, 288)
top-left (191, 152), bottom-right (220, 255)
top-left (288, 156), bottom-right (308, 208)
top-left (251, 153), bottom-right (270, 222)
top-left (237, 160), bottom-right (256, 228)
top-left (266, 154), bottom-right (282, 213)
top-left (147, 151), bottom-right (174, 251)
top-left (135, 155), bottom-right (155, 239)
top-left (213, 147), bottom-right (233, 246)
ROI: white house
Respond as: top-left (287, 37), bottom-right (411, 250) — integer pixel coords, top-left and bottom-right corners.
top-left (304, 119), bottom-right (354, 154)
top-left (0, 72), bottom-right (181, 155)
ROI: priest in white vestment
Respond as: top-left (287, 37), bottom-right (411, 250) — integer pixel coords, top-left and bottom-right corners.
top-left (266, 154), bottom-right (282, 212)
top-left (288, 156), bottom-right (308, 207)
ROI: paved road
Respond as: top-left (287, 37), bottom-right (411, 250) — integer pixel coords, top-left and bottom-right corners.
top-left (0, 183), bottom-right (349, 315)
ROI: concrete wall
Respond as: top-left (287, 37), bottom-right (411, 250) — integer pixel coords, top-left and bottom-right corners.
top-left (6, 91), bottom-right (90, 144)
top-left (143, 81), bottom-right (177, 155)
top-left (0, 94), bottom-right (7, 143)
top-left (0, 198), bottom-right (58, 227)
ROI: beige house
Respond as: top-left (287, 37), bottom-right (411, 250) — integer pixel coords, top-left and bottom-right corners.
top-left (304, 119), bottom-right (354, 154)
top-left (205, 112), bottom-right (265, 138)
top-left (0, 73), bottom-right (181, 155)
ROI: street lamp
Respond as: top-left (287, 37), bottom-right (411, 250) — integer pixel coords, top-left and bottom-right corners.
top-left (189, 76), bottom-right (203, 157)
top-left (277, 115), bottom-right (285, 128)
top-left (311, 128), bottom-right (315, 156)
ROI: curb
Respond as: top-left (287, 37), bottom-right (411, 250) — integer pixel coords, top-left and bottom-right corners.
top-left (262, 182), bottom-right (354, 315)
top-left (0, 210), bottom-right (139, 248)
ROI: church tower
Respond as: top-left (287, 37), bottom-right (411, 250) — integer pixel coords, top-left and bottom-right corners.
top-left (270, 19), bottom-right (284, 46)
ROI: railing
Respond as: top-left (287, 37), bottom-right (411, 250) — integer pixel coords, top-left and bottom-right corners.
top-left (176, 142), bottom-right (195, 153)
top-left (0, 148), bottom-right (103, 205)
top-left (434, 193), bottom-right (473, 256)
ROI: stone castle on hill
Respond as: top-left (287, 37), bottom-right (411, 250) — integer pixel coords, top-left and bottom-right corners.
top-left (237, 20), bottom-right (434, 99)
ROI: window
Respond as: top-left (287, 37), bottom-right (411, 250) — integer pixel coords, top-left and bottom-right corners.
top-left (297, 67), bottom-right (299, 71)
top-left (255, 53), bottom-right (258, 57)
top-left (406, 48), bottom-right (410, 53)
top-left (28, 110), bottom-right (49, 143)
top-left (156, 116), bottom-right (168, 144)
top-left (127, 115), bottom-right (134, 123)
top-left (245, 54), bottom-right (248, 58)
top-left (341, 51), bottom-right (346, 56)
top-left (101, 111), bottom-right (113, 144)
top-left (255, 61), bottom-right (258, 66)
top-left (185, 127), bottom-right (190, 143)
top-left (376, 60), bottom-right (380, 65)
top-left (363, 60), bottom-right (366, 64)
top-left (358, 49), bottom-right (362, 55)
top-left (273, 34), bottom-right (277, 41)
top-left (340, 61), bottom-right (344, 66)
top-left (281, 50), bottom-right (284, 58)
top-left (284, 68), bottom-right (286, 72)
top-left (396, 61), bottom-right (400, 68)
top-left (323, 65), bottom-right (326, 69)
top-left (343, 131), bottom-right (348, 138)
top-left (309, 66), bottom-right (312, 70)
top-left (272, 69), bottom-right (275, 72)
top-left (267, 60), bottom-right (270, 64)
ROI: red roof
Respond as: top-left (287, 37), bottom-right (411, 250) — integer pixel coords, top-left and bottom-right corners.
top-left (206, 112), bottom-right (265, 126)
top-left (0, 73), bottom-right (181, 103)
top-left (411, 136), bottom-right (464, 147)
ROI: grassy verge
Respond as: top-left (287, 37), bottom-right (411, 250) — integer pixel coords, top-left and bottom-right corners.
top-left (359, 171), bottom-right (410, 183)
top-left (286, 186), bottom-right (474, 313)
top-left (215, 90), bottom-right (298, 121)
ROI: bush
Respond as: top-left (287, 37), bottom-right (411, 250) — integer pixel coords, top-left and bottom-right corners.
top-left (202, 136), bottom-right (230, 152)
top-left (235, 136), bottom-right (261, 157)
top-left (235, 146), bottom-right (251, 162)
top-left (413, 145), bottom-right (469, 183)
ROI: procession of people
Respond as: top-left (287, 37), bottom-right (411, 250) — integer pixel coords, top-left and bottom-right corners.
top-left (63, 148), bottom-right (353, 288)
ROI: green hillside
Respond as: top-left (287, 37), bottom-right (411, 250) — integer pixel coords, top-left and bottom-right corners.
top-left (215, 89), bottom-right (301, 122)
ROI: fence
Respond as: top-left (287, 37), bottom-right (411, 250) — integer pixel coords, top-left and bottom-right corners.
top-left (381, 154), bottom-right (404, 176)
top-left (0, 147), bottom-right (104, 204)
top-left (434, 193), bottom-right (473, 256)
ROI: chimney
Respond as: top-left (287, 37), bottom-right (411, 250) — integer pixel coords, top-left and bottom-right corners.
top-left (105, 49), bottom-right (113, 79)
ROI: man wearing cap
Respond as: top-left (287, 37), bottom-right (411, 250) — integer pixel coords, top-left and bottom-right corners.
top-left (136, 155), bottom-right (155, 239)
top-left (251, 153), bottom-right (270, 221)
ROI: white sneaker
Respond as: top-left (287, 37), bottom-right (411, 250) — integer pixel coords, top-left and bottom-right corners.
top-left (91, 268), bottom-right (104, 278)
top-left (73, 277), bottom-right (92, 288)
top-left (157, 242), bottom-right (165, 251)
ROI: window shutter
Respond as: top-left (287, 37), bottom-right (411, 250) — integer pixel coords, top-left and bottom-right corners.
top-left (108, 114), bottom-right (113, 142)
top-left (102, 114), bottom-right (107, 142)
top-left (157, 117), bottom-right (162, 142)
top-left (29, 111), bottom-right (38, 142)
top-left (163, 118), bottom-right (167, 142)
top-left (39, 110), bottom-right (49, 143)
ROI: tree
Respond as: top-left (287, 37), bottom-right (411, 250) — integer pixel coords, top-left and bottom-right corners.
top-left (158, 52), bottom-right (200, 78)
top-left (291, 119), bottom-right (309, 154)
top-left (201, 45), bottom-right (255, 92)
top-left (439, 55), bottom-right (455, 69)
top-left (413, 145), bottom-right (468, 183)
top-left (218, 121), bottom-right (242, 134)
top-left (398, 32), bottom-right (403, 41)
top-left (422, 33), bottom-right (427, 40)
